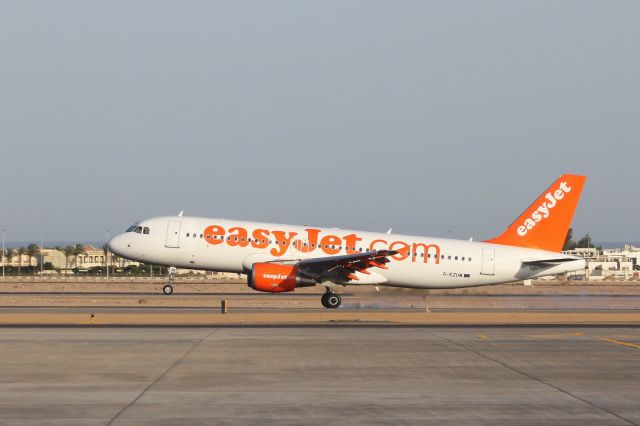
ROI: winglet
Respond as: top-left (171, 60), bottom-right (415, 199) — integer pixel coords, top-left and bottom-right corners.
top-left (485, 174), bottom-right (587, 252)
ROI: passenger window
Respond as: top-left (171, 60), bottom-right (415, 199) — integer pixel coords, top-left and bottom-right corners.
top-left (462, 257), bottom-right (465, 261)
top-left (200, 234), bottom-right (203, 238)
top-left (186, 233), bottom-right (190, 237)
top-left (469, 258), bottom-right (472, 262)
top-left (448, 256), bottom-right (451, 260)
top-left (455, 256), bottom-right (458, 260)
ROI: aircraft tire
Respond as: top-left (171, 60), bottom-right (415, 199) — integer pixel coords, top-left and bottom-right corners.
top-left (320, 294), bottom-right (329, 308)
top-left (324, 293), bottom-right (341, 309)
top-left (163, 285), bottom-right (174, 295)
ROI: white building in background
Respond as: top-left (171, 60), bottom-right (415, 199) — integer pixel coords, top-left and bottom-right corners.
top-left (35, 245), bottom-right (242, 278)
top-left (563, 245), bottom-right (640, 280)
top-left (38, 245), bottom-right (139, 272)
top-left (1, 253), bottom-right (36, 268)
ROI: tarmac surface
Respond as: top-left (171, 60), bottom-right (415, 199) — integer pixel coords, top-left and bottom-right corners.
top-left (1, 325), bottom-right (639, 425)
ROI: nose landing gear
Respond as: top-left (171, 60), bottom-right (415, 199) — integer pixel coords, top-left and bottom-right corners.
top-left (163, 267), bottom-right (176, 295)
top-left (321, 290), bottom-right (341, 309)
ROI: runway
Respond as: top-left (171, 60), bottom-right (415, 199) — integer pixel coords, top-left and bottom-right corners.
top-left (1, 326), bottom-right (639, 425)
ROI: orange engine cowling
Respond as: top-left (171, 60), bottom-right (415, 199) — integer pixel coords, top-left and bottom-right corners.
top-left (248, 263), bottom-right (316, 293)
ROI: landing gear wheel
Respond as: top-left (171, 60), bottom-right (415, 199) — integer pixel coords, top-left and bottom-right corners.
top-left (163, 267), bottom-right (176, 295)
top-left (321, 292), bottom-right (341, 309)
top-left (321, 294), bottom-right (329, 308)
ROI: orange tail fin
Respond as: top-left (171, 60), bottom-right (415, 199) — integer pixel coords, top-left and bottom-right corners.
top-left (485, 174), bottom-right (587, 252)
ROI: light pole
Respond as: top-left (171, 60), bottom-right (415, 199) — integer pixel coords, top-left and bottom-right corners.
top-left (1, 228), bottom-right (5, 278)
top-left (106, 228), bottom-right (110, 279)
top-left (40, 237), bottom-right (43, 277)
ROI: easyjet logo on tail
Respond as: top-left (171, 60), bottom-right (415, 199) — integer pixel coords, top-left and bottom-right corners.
top-left (517, 181), bottom-right (572, 237)
top-left (485, 174), bottom-right (587, 253)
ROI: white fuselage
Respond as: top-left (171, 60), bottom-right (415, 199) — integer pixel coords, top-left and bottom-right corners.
top-left (108, 216), bottom-right (586, 289)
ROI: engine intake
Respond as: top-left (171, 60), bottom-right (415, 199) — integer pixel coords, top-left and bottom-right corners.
top-left (248, 263), bottom-right (316, 293)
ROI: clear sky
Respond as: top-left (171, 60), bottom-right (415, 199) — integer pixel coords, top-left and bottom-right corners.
top-left (1, 1), bottom-right (638, 244)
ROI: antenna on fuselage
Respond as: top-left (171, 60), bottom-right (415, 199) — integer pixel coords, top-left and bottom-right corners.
top-left (386, 228), bottom-right (392, 234)
top-left (177, 210), bottom-right (184, 217)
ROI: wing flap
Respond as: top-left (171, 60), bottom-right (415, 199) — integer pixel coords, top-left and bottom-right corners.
top-left (297, 250), bottom-right (397, 283)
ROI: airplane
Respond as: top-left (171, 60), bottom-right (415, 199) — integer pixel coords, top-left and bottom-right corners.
top-left (108, 174), bottom-right (587, 308)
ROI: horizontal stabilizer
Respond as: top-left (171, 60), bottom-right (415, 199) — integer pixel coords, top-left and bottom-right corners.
top-left (522, 257), bottom-right (578, 266)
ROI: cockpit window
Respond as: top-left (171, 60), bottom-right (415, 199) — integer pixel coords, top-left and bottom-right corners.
top-left (134, 226), bottom-right (143, 234)
top-left (126, 226), bottom-right (137, 232)
top-left (143, 227), bottom-right (150, 235)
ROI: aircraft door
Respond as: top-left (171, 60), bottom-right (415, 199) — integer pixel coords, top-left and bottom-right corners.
top-left (165, 221), bottom-right (181, 248)
top-left (480, 248), bottom-right (495, 275)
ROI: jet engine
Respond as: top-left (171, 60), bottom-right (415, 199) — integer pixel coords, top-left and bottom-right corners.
top-left (248, 263), bottom-right (316, 293)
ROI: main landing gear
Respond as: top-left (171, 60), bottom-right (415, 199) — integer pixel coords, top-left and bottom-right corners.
top-left (163, 267), bottom-right (176, 295)
top-left (321, 290), bottom-right (341, 309)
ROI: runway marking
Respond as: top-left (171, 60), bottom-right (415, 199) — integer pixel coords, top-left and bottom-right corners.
top-left (106, 328), bottom-right (219, 425)
top-left (526, 334), bottom-right (566, 339)
top-left (476, 334), bottom-right (491, 340)
top-left (599, 337), bottom-right (640, 349)
top-left (423, 330), bottom-right (639, 426)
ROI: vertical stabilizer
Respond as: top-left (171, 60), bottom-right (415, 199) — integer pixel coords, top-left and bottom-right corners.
top-left (485, 175), bottom-right (587, 252)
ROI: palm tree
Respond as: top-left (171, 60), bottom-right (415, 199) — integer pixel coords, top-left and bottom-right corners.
top-left (5, 248), bottom-right (15, 273)
top-left (102, 244), bottom-right (110, 277)
top-left (4, 249), bottom-right (16, 265)
top-left (16, 247), bottom-right (26, 276)
top-left (26, 244), bottom-right (40, 275)
top-left (63, 245), bottom-right (75, 275)
top-left (73, 244), bottom-right (86, 270)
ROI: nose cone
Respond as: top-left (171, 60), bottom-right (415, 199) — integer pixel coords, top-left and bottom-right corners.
top-left (108, 234), bottom-right (128, 258)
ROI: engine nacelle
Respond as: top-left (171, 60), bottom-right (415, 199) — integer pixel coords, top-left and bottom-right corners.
top-left (248, 263), bottom-right (316, 293)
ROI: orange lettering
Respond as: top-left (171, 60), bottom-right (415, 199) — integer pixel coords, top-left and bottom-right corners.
top-left (412, 243), bottom-right (440, 264)
top-left (296, 229), bottom-right (321, 253)
top-left (320, 235), bottom-right (342, 255)
top-left (389, 241), bottom-right (409, 261)
top-left (204, 225), bottom-right (225, 245)
top-left (343, 234), bottom-right (362, 254)
top-left (228, 227), bottom-right (248, 247)
top-left (369, 239), bottom-right (388, 251)
top-left (251, 229), bottom-right (270, 249)
top-left (270, 230), bottom-right (298, 256)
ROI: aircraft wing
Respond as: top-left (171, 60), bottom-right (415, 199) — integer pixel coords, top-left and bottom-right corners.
top-left (295, 250), bottom-right (398, 282)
